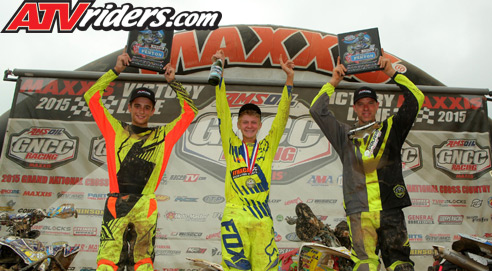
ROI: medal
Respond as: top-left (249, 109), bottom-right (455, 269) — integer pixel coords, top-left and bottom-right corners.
top-left (243, 141), bottom-right (259, 189)
top-left (246, 178), bottom-right (256, 188)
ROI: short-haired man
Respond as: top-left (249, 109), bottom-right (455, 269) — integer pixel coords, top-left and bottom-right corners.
top-left (213, 49), bottom-right (294, 270)
top-left (309, 53), bottom-right (424, 271)
top-left (84, 51), bottom-right (197, 271)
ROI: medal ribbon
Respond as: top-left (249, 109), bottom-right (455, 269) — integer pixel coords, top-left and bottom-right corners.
top-left (243, 141), bottom-right (259, 174)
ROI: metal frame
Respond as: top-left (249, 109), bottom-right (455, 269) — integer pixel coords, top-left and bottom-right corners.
top-left (8, 68), bottom-right (491, 96)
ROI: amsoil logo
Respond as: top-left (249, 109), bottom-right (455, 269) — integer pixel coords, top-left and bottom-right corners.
top-left (176, 111), bottom-right (337, 185)
top-left (433, 139), bottom-right (491, 179)
top-left (89, 135), bottom-right (106, 166)
top-left (2, 1), bottom-right (221, 33)
top-left (402, 141), bottom-right (422, 175)
top-left (7, 127), bottom-right (78, 169)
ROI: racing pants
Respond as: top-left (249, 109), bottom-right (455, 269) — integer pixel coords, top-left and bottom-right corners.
top-left (221, 205), bottom-right (279, 271)
top-left (97, 193), bottom-right (157, 271)
top-left (347, 209), bottom-right (414, 271)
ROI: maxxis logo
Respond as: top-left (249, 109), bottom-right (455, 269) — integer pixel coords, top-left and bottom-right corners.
top-left (7, 127), bottom-right (78, 169)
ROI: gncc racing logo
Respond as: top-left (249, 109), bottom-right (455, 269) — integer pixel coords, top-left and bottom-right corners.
top-left (401, 141), bottom-right (422, 175)
top-left (176, 99), bottom-right (337, 184)
top-left (2, 1), bottom-right (221, 33)
top-left (89, 135), bottom-right (106, 166)
top-left (433, 139), bottom-right (491, 179)
top-left (7, 127), bottom-right (78, 169)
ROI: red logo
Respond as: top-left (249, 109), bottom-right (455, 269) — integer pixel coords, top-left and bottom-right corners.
top-left (2, 1), bottom-right (221, 33)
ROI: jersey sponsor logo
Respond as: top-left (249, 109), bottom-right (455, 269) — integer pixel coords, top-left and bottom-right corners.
top-left (7, 127), bottom-right (78, 169)
top-left (433, 139), bottom-right (491, 179)
top-left (176, 110), bottom-right (337, 185)
top-left (2, 1), bottom-right (221, 33)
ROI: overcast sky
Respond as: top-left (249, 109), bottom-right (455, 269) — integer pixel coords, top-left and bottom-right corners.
top-left (1, 0), bottom-right (491, 116)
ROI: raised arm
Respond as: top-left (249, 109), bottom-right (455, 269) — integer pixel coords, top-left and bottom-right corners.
top-left (163, 63), bottom-right (198, 138)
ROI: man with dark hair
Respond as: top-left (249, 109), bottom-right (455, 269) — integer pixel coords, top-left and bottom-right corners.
top-left (212, 49), bottom-right (294, 270)
top-left (84, 51), bottom-right (197, 271)
top-left (309, 53), bottom-right (424, 271)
